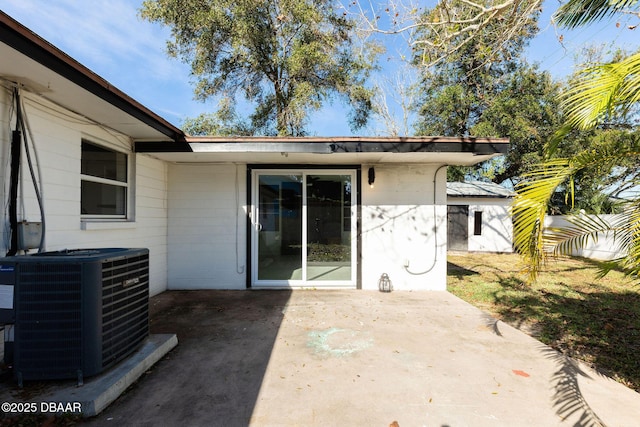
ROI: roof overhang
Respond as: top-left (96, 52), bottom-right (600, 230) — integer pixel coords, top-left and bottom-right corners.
top-left (135, 136), bottom-right (510, 165)
top-left (0, 11), bottom-right (185, 142)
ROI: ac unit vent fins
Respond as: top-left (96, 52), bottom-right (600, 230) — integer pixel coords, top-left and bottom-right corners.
top-left (2, 248), bottom-right (150, 382)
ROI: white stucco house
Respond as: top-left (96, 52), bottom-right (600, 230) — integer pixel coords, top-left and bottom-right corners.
top-left (0, 12), bottom-right (509, 294)
top-left (446, 181), bottom-right (515, 253)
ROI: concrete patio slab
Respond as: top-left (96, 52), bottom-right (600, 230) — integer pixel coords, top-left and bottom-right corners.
top-left (3, 290), bottom-right (639, 426)
top-left (82, 290), bottom-right (640, 427)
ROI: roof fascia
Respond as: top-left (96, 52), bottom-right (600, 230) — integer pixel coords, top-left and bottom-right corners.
top-left (447, 194), bottom-right (514, 199)
top-left (135, 136), bottom-right (510, 155)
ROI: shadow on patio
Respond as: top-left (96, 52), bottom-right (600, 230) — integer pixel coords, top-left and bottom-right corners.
top-left (86, 290), bottom-right (292, 426)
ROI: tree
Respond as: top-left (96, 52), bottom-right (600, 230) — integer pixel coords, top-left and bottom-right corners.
top-left (512, 0), bottom-right (640, 282)
top-left (139, 0), bottom-right (377, 136)
top-left (473, 66), bottom-right (563, 186)
top-left (412, 12), bottom-right (539, 137)
top-left (368, 65), bottom-right (419, 136)
top-left (352, 0), bottom-right (544, 69)
top-left (410, 2), bottom-right (548, 183)
top-left (181, 97), bottom-right (252, 136)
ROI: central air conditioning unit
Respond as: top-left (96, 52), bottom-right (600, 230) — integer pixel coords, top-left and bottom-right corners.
top-left (0, 248), bottom-right (149, 385)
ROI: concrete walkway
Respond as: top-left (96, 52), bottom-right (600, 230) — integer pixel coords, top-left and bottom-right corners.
top-left (81, 290), bottom-right (639, 427)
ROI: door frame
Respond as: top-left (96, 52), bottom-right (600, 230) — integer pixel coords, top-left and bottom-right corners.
top-left (247, 165), bottom-right (361, 289)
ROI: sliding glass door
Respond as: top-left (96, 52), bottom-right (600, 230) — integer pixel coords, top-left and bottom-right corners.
top-left (252, 170), bottom-right (356, 288)
top-left (255, 174), bottom-right (304, 281)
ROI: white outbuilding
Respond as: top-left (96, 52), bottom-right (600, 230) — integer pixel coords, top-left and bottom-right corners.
top-left (447, 181), bottom-right (515, 253)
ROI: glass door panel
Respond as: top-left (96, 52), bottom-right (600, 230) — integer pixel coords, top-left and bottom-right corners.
top-left (257, 174), bottom-right (303, 280)
top-left (306, 175), bottom-right (352, 282)
top-left (253, 170), bottom-right (355, 287)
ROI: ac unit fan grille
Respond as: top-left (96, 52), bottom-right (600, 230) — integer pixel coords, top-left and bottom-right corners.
top-left (101, 253), bottom-right (149, 369)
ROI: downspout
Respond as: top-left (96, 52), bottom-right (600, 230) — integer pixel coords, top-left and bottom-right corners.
top-left (404, 164), bottom-right (448, 275)
top-left (7, 128), bottom-right (21, 256)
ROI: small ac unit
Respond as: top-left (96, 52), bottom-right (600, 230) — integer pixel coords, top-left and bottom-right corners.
top-left (0, 248), bottom-right (149, 385)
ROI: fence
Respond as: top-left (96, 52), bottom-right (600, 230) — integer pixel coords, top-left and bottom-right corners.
top-left (544, 214), bottom-right (625, 261)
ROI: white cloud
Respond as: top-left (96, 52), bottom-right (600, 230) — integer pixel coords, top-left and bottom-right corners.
top-left (2, 0), bottom-right (197, 125)
top-left (3, 0), bottom-right (184, 81)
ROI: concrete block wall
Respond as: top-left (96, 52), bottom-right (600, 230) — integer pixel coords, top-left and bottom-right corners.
top-left (468, 204), bottom-right (513, 253)
top-left (0, 88), bottom-right (169, 295)
top-left (167, 163), bottom-right (448, 291)
top-left (167, 163), bottom-right (247, 289)
top-left (360, 165), bottom-right (448, 291)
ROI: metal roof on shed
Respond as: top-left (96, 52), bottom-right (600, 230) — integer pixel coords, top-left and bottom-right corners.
top-left (447, 181), bottom-right (515, 198)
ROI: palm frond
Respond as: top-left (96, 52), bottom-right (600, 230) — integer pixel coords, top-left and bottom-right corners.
top-left (554, 0), bottom-right (638, 29)
top-left (618, 52), bottom-right (640, 106)
top-left (562, 52), bottom-right (640, 130)
top-left (526, 2), bottom-right (640, 283)
top-left (512, 159), bottom-right (573, 282)
top-left (512, 136), bottom-right (640, 283)
top-left (606, 200), bottom-right (640, 280)
top-left (544, 213), bottom-right (614, 256)
top-left (545, 124), bottom-right (573, 159)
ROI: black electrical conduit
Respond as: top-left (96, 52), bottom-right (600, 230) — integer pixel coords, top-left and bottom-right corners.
top-left (6, 87), bottom-right (46, 255)
top-left (7, 128), bottom-right (21, 256)
top-left (403, 164), bottom-right (448, 275)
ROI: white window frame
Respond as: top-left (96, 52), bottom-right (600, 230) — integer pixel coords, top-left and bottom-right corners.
top-left (80, 139), bottom-right (131, 221)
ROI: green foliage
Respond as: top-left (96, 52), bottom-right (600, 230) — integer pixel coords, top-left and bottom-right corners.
top-left (181, 97), bottom-right (252, 136)
top-left (473, 66), bottom-right (564, 185)
top-left (412, 3), bottom-right (561, 187)
top-left (512, 0), bottom-right (640, 283)
top-left (140, 0), bottom-right (377, 136)
top-left (554, 0), bottom-right (638, 29)
top-left (513, 133), bottom-right (640, 282)
top-left (541, 127), bottom-right (636, 214)
top-left (562, 51), bottom-right (640, 130)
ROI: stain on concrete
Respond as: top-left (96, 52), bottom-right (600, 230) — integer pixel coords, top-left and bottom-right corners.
top-left (307, 327), bottom-right (373, 357)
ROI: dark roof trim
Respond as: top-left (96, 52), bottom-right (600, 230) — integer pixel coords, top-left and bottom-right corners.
top-left (0, 11), bottom-right (186, 142)
top-left (447, 193), bottom-right (513, 199)
top-left (135, 140), bottom-right (193, 153)
top-left (328, 140), bottom-right (508, 155)
top-left (135, 136), bottom-right (509, 154)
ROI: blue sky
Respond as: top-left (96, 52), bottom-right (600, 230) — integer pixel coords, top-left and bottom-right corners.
top-left (2, 0), bottom-right (639, 136)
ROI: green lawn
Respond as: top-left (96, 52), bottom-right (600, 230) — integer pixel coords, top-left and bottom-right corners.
top-left (447, 252), bottom-right (640, 392)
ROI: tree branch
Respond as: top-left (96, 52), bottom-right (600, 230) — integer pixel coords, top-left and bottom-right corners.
top-left (350, 0), bottom-right (542, 68)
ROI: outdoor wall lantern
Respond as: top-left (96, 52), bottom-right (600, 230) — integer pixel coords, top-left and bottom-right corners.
top-left (378, 273), bottom-right (392, 292)
top-left (368, 167), bottom-right (375, 188)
